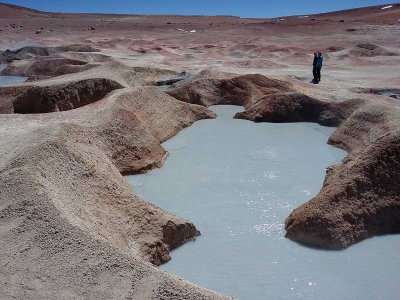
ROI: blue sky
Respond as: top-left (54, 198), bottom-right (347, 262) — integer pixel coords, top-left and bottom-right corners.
top-left (2, 0), bottom-right (395, 18)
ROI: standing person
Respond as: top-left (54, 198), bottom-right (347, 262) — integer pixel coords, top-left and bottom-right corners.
top-left (315, 52), bottom-right (323, 84)
top-left (311, 52), bottom-right (318, 83)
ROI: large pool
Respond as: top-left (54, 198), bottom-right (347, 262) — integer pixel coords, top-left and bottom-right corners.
top-left (126, 105), bottom-right (400, 300)
top-left (0, 64), bottom-right (27, 86)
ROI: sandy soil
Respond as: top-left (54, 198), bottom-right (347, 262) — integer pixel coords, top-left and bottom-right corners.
top-left (1, 2), bottom-right (400, 299)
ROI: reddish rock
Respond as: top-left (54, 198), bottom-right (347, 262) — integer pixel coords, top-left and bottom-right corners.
top-left (162, 220), bottom-right (200, 250)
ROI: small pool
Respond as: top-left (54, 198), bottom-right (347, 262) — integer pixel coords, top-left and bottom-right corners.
top-left (126, 105), bottom-right (400, 300)
top-left (0, 64), bottom-right (27, 86)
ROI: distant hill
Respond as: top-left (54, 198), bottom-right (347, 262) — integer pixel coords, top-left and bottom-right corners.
top-left (276, 3), bottom-right (400, 23)
top-left (314, 3), bottom-right (400, 22)
top-left (0, 1), bottom-right (399, 23)
top-left (0, 2), bottom-right (49, 18)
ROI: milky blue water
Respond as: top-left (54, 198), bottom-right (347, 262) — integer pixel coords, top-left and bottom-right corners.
top-left (126, 105), bottom-right (400, 300)
top-left (0, 64), bottom-right (27, 86)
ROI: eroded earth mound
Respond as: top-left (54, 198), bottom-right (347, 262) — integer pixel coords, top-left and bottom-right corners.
top-left (0, 45), bottom-right (99, 63)
top-left (167, 74), bottom-right (294, 107)
top-left (13, 78), bottom-right (123, 113)
top-left (0, 45), bottom-right (105, 82)
top-left (1, 57), bottom-right (91, 78)
top-left (349, 43), bottom-right (398, 57)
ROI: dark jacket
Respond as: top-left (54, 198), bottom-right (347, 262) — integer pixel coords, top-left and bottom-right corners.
top-left (316, 57), bottom-right (323, 68)
top-left (313, 56), bottom-right (318, 67)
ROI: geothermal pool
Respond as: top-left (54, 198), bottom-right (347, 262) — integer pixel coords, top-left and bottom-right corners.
top-left (126, 105), bottom-right (400, 300)
top-left (0, 64), bottom-right (27, 86)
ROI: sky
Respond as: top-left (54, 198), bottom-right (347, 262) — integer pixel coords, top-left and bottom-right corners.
top-left (2, 0), bottom-right (396, 18)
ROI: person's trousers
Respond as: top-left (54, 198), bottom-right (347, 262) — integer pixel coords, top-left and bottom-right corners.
top-left (312, 67), bottom-right (317, 81)
top-left (315, 67), bottom-right (321, 82)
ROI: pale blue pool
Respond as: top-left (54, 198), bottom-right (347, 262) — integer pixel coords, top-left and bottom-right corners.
top-left (0, 64), bottom-right (27, 86)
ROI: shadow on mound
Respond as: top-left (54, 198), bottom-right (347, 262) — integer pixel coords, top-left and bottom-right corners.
top-left (13, 78), bottom-right (123, 113)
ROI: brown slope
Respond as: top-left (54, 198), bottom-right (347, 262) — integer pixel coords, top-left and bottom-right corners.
top-left (271, 3), bottom-right (400, 24)
top-left (0, 2), bottom-right (49, 18)
top-left (313, 3), bottom-right (400, 22)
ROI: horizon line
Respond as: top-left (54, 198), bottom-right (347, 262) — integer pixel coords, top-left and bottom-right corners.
top-left (0, 1), bottom-right (398, 19)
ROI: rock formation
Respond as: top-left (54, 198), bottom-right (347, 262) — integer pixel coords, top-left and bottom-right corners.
top-left (167, 74), bottom-right (294, 107)
top-left (1, 58), bottom-right (91, 79)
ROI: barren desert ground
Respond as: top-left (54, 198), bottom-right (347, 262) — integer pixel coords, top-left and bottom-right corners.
top-left (0, 2), bottom-right (400, 299)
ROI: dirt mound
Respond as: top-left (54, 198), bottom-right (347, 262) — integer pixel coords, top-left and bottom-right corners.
top-left (168, 69), bottom-right (233, 89)
top-left (55, 44), bottom-right (100, 53)
top-left (0, 44), bottom-right (99, 63)
top-left (1, 58), bottom-right (92, 78)
top-left (61, 51), bottom-right (110, 63)
top-left (168, 73), bottom-right (363, 128)
top-left (286, 104), bottom-right (400, 249)
top-left (234, 93), bottom-right (363, 126)
top-left (168, 74), bottom-right (361, 126)
top-left (0, 85), bottom-right (31, 113)
top-left (325, 46), bottom-right (346, 53)
top-left (224, 59), bottom-right (283, 68)
top-left (167, 74), bottom-right (294, 107)
top-left (13, 78), bottom-right (123, 113)
top-left (349, 43), bottom-right (397, 57)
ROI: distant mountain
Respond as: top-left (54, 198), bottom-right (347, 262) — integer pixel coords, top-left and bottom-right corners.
top-left (0, 1), bottom-right (399, 22)
top-left (276, 3), bottom-right (400, 23)
top-left (314, 3), bottom-right (400, 22)
top-left (0, 2), bottom-right (49, 18)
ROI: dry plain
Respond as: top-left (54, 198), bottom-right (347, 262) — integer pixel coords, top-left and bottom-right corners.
top-left (1, 2), bottom-right (400, 299)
